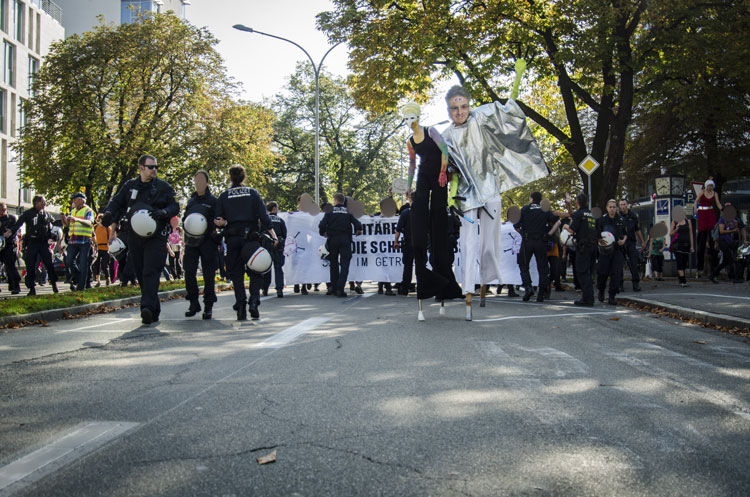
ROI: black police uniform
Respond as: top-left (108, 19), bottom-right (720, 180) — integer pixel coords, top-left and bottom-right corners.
top-left (103, 177), bottom-right (179, 322)
top-left (182, 187), bottom-right (219, 316)
top-left (596, 212), bottom-right (627, 302)
top-left (0, 213), bottom-right (21, 293)
top-left (516, 202), bottom-right (558, 301)
top-left (215, 186), bottom-right (271, 319)
top-left (621, 208), bottom-right (641, 290)
top-left (318, 205), bottom-right (362, 296)
top-left (396, 204), bottom-right (414, 295)
top-left (12, 208), bottom-right (59, 293)
top-left (263, 212), bottom-right (287, 297)
top-left (569, 207), bottom-right (598, 304)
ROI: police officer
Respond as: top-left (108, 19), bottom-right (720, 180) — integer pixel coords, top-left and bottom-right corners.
top-left (319, 193), bottom-right (362, 297)
top-left (565, 193), bottom-right (598, 306)
top-left (10, 195), bottom-right (59, 296)
top-left (619, 198), bottom-right (645, 291)
top-left (214, 165), bottom-right (277, 321)
top-left (394, 198), bottom-right (414, 295)
top-left (263, 201), bottom-right (287, 298)
top-left (101, 154), bottom-right (179, 325)
top-left (596, 199), bottom-right (627, 305)
top-left (0, 202), bottom-right (21, 294)
top-left (182, 169), bottom-right (219, 319)
top-left (516, 192), bottom-right (560, 302)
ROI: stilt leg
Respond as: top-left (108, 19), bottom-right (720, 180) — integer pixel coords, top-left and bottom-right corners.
top-left (418, 299), bottom-right (425, 322)
top-left (439, 300), bottom-right (445, 316)
top-left (479, 284), bottom-right (487, 307)
top-left (465, 293), bottom-right (472, 321)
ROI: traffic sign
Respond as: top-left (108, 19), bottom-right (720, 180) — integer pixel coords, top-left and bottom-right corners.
top-left (578, 155), bottom-right (600, 176)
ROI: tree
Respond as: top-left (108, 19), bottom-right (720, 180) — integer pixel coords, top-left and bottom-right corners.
top-left (16, 13), bottom-right (275, 211)
top-left (265, 64), bottom-right (406, 212)
top-left (318, 0), bottom-right (744, 207)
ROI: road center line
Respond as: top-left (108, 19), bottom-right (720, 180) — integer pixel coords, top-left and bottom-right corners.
top-left (474, 310), bottom-right (626, 322)
top-left (56, 318), bottom-right (134, 333)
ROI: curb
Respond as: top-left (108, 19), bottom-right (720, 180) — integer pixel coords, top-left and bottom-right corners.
top-left (0, 283), bottom-right (232, 328)
top-left (618, 296), bottom-right (750, 331)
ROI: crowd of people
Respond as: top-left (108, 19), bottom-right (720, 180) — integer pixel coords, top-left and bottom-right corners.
top-left (0, 81), bottom-right (747, 325)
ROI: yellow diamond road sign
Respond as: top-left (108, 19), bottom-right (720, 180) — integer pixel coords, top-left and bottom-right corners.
top-left (578, 155), bottom-right (600, 176)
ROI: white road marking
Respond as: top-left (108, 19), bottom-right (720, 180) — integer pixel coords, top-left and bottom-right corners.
top-left (56, 318), bottom-right (134, 333)
top-left (255, 316), bottom-right (334, 349)
top-left (0, 421), bottom-right (139, 495)
top-left (642, 292), bottom-right (750, 301)
top-left (473, 310), bottom-right (626, 322)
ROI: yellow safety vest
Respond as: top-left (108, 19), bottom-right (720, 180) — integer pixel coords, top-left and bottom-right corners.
top-left (70, 205), bottom-right (94, 238)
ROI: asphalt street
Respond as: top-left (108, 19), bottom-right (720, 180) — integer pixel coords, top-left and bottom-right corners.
top-left (0, 285), bottom-right (748, 496)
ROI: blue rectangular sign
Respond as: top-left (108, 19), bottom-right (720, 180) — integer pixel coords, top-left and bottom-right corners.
top-left (656, 199), bottom-right (669, 216)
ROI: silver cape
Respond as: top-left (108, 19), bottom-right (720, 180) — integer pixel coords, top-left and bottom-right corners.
top-left (443, 99), bottom-right (549, 211)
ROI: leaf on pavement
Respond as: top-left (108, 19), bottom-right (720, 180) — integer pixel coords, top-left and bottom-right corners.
top-left (692, 340), bottom-right (707, 345)
top-left (257, 449), bottom-right (277, 465)
top-left (608, 317), bottom-right (620, 321)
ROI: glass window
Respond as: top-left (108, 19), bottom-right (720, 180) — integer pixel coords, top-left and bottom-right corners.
top-left (17, 96), bottom-right (23, 135)
top-left (13, 0), bottom-right (22, 42)
top-left (0, 89), bottom-right (6, 134)
top-left (121, 1), bottom-right (154, 24)
top-left (27, 55), bottom-right (37, 93)
top-left (0, 0), bottom-right (7, 33)
top-left (3, 41), bottom-right (15, 88)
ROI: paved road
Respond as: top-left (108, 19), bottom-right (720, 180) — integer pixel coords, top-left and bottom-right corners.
top-left (1, 285), bottom-right (748, 496)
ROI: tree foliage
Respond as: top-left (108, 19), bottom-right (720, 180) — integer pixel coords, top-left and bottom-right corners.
top-left (264, 64), bottom-right (406, 212)
top-left (17, 13), bottom-right (275, 211)
top-left (318, 0), bottom-right (750, 208)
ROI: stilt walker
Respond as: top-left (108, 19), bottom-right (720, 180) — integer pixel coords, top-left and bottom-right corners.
top-left (442, 60), bottom-right (549, 320)
top-left (401, 102), bottom-right (463, 321)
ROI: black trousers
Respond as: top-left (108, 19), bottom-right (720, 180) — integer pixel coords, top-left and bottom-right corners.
top-left (328, 234), bottom-right (352, 293)
top-left (22, 240), bottom-right (57, 289)
top-left (575, 245), bottom-right (597, 303)
top-left (400, 243), bottom-right (414, 290)
top-left (597, 249), bottom-right (624, 296)
top-left (696, 230), bottom-right (717, 272)
top-left (1, 247), bottom-right (20, 291)
top-left (127, 233), bottom-right (168, 317)
top-left (519, 238), bottom-right (549, 290)
top-left (92, 249), bottom-right (110, 280)
top-left (713, 239), bottom-right (737, 279)
top-left (263, 250), bottom-right (285, 293)
top-left (624, 240), bottom-right (640, 285)
top-left (184, 240), bottom-right (219, 305)
top-left (225, 235), bottom-right (262, 307)
top-left (547, 255), bottom-right (559, 288)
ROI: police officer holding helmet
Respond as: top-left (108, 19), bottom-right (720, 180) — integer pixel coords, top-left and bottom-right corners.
top-left (9, 195), bottom-right (59, 295)
top-left (101, 154), bottom-right (179, 325)
top-left (263, 201), bottom-right (287, 298)
top-left (0, 202), bottom-right (21, 294)
top-left (516, 192), bottom-right (560, 302)
top-left (565, 193), bottom-right (598, 306)
top-left (619, 199), bottom-right (645, 291)
top-left (319, 193), bottom-right (362, 297)
top-left (596, 199), bottom-right (627, 305)
top-left (182, 169), bottom-right (219, 320)
top-left (214, 165), bottom-right (278, 321)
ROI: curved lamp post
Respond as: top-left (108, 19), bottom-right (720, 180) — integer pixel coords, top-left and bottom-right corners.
top-left (233, 24), bottom-right (343, 205)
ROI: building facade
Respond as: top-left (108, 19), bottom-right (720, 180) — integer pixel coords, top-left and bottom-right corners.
top-left (0, 0), bottom-right (64, 213)
top-left (57, 0), bottom-right (189, 37)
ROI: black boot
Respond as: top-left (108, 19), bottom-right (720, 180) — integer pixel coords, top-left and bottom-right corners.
top-left (507, 286), bottom-right (518, 297)
top-left (27, 287), bottom-right (36, 296)
top-left (249, 300), bottom-right (260, 319)
top-left (202, 303), bottom-right (213, 320)
top-left (185, 300), bottom-right (201, 317)
top-left (301, 285), bottom-right (308, 295)
top-left (51, 282), bottom-right (58, 294)
top-left (237, 306), bottom-right (247, 321)
top-left (522, 287), bottom-right (533, 301)
top-left (598, 289), bottom-right (605, 302)
top-left (607, 294), bottom-right (617, 305)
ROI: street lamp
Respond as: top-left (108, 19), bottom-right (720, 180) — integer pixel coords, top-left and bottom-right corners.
top-left (233, 24), bottom-right (343, 206)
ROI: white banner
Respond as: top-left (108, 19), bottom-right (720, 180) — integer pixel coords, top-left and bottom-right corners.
top-left (278, 213), bottom-right (539, 287)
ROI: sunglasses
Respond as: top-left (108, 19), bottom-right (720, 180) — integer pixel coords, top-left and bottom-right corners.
top-left (143, 164), bottom-right (158, 170)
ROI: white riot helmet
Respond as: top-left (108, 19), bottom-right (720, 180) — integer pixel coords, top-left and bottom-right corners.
top-left (108, 237), bottom-right (127, 258)
top-left (51, 226), bottom-right (63, 242)
top-left (0, 235), bottom-right (5, 251)
top-left (599, 231), bottom-right (616, 254)
top-left (246, 245), bottom-right (272, 274)
top-left (130, 209), bottom-right (157, 238)
top-left (559, 229), bottom-right (575, 249)
top-left (318, 243), bottom-right (329, 260)
top-left (183, 213), bottom-right (208, 237)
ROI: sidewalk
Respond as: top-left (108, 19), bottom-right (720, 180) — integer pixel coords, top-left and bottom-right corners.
top-left (614, 276), bottom-right (750, 331)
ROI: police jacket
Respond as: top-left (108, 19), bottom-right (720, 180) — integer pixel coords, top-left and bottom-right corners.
top-left (621, 209), bottom-right (640, 242)
top-left (183, 188), bottom-right (218, 222)
top-left (396, 206), bottom-right (411, 242)
top-left (12, 208), bottom-right (54, 243)
top-left (319, 205), bottom-right (362, 238)
top-left (516, 203), bottom-right (558, 240)
top-left (1, 214), bottom-right (17, 248)
top-left (105, 177), bottom-right (179, 237)
top-left (569, 208), bottom-right (598, 246)
top-left (267, 213), bottom-right (287, 252)
top-left (596, 213), bottom-right (627, 245)
top-left (215, 186), bottom-right (271, 236)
